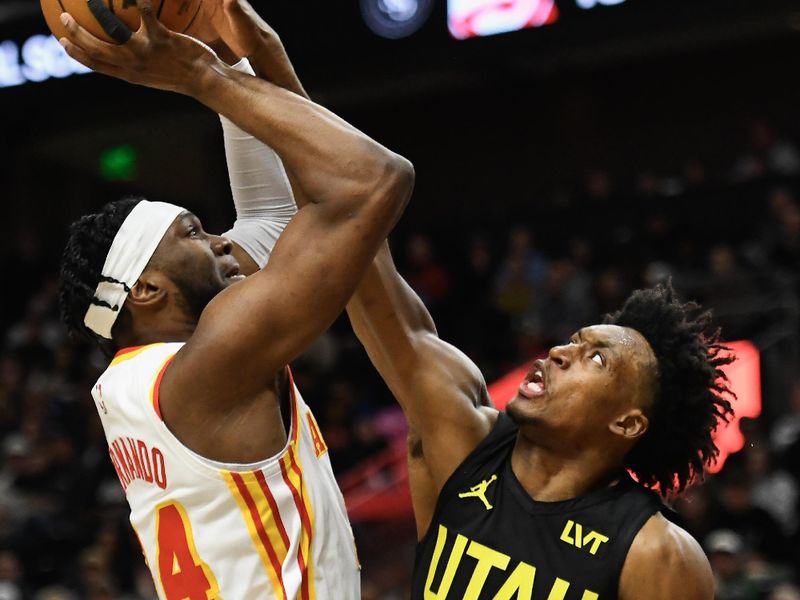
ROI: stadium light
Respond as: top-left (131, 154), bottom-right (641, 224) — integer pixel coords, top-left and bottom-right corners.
top-left (360, 0), bottom-right (435, 39)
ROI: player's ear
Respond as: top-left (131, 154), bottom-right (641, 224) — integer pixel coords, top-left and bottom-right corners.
top-left (609, 409), bottom-right (649, 440)
top-left (127, 269), bottom-right (169, 309)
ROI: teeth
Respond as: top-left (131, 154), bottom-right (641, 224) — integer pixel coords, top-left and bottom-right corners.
top-left (527, 381), bottom-right (542, 394)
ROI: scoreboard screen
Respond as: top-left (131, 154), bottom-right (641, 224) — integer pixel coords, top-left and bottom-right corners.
top-left (448, 0), bottom-right (627, 39)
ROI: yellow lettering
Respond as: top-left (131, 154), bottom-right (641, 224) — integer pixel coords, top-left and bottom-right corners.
top-left (547, 578), bottom-right (570, 600)
top-left (492, 561), bottom-right (536, 600)
top-left (559, 520), bottom-right (575, 545)
top-left (464, 540), bottom-right (510, 600)
top-left (574, 522), bottom-right (583, 548)
top-left (425, 525), bottom-right (468, 600)
top-left (583, 532), bottom-right (609, 556)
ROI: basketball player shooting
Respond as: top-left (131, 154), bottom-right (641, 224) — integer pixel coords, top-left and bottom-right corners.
top-left (55, 1), bottom-right (414, 597)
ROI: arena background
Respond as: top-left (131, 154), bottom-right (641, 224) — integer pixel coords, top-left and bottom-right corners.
top-left (1, 0), bottom-right (800, 598)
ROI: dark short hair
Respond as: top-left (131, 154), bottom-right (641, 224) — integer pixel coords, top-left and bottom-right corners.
top-left (605, 282), bottom-right (735, 495)
top-left (58, 197), bottom-right (143, 349)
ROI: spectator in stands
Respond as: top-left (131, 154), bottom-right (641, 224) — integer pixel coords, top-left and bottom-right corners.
top-left (733, 119), bottom-right (800, 180)
top-left (450, 236), bottom-right (516, 380)
top-left (712, 462), bottom-right (789, 562)
top-left (529, 256), bottom-right (595, 347)
top-left (0, 550), bottom-right (25, 600)
top-left (743, 438), bottom-right (798, 537)
top-left (405, 233), bottom-right (452, 312)
top-left (757, 187), bottom-right (800, 272)
top-left (494, 226), bottom-right (548, 324)
top-left (703, 245), bottom-right (759, 339)
top-left (674, 484), bottom-right (717, 548)
top-left (772, 379), bottom-right (800, 457)
top-left (705, 529), bottom-right (761, 600)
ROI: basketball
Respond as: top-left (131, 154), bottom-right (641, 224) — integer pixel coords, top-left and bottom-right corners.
top-left (41, 0), bottom-right (212, 44)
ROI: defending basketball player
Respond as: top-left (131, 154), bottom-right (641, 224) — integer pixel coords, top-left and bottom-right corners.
top-left (350, 264), bottom-right (731, 597)
top-left (56, 1), bottom-right (414, 597)
top-left (191, 11), bottom-right (736, 597)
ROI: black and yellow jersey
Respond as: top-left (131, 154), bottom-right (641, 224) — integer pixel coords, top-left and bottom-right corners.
top-left (412, 412), bottom-right (663, 600)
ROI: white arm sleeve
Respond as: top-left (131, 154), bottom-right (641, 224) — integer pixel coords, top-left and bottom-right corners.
top-left (221, 58), bottom-right (298, 269)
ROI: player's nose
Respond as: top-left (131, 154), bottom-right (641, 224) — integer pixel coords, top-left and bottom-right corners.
top-left (211, 235), bottom-right (233, 256)
top-left (548, 344), bottom-right (572, 369)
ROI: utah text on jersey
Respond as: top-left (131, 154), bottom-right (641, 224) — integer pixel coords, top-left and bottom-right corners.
top-left (423, 524), bottom-right (601, 600)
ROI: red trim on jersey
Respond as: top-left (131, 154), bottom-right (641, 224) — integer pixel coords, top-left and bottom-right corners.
top-left (151, 356), bottom-right (175, 421)
top-left (114, 345), bottom-right (149, 359)
top-left (255, 470), bottom-right (291, 551)
top-left (230, 472), bottom-right (288, 599)
top-left (280, 453), bottom-right (313, 600)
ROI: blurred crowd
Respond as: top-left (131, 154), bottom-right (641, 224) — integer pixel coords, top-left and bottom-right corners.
top-left (1, 119), bottom-right (800, 599)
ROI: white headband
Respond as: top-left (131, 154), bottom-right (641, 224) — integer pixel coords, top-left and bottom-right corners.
top-left (84, 200), bottom-right (185, 339)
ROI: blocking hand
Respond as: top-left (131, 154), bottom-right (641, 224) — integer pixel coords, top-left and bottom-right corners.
top-left (208, 0), bottom-right (306, 97)
top-left (209, 0), bottom-right (279, 61)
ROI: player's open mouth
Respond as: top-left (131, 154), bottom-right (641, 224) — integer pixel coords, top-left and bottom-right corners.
top-left (518, 360), bottom-right (546, 399)
top-left (225, 264), bottom-right (246, 281)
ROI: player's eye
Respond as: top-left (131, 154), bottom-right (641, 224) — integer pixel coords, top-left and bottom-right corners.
top-left (591, 352), bottom-right (604, 366)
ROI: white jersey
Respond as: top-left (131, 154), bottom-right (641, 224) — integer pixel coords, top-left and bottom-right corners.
top-left (91, 342), bottom-right (360, 600)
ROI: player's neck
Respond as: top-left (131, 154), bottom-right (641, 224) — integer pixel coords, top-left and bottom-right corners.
top-left (117, 317), bottom-right (196, 349)
top-left (510, 437), bottom-right (622, 502)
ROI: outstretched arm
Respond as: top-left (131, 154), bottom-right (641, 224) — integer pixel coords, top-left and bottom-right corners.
top-left (217, 56), bottom-right (297, 274)
top-left (60, 1), bottom-right (414, 421)
top-left (198, 1), bottom-right (498, 535)
top-left (206, 4), bottom-right (305, 275)
top-left (347, 245), bottom-right (497, 534)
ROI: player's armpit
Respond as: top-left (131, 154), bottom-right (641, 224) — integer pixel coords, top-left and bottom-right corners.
top-left (619, 513), bottom-right (714, 600)
top-left (407, 431), bottom-right (439, 539)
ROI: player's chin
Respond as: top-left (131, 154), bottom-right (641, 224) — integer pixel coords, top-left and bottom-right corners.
top-left (507, 395), bottom-right (545, 425)
top-left (506, 397), bottom-right (529, 422)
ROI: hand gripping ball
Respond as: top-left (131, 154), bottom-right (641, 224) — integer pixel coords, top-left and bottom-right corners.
top-left (41, 0), bottom-right (209, 44)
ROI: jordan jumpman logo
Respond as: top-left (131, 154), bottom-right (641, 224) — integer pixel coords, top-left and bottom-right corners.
top-left (458, 474), bottom-right (498, 510)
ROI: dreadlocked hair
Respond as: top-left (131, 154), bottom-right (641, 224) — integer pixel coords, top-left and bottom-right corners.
top-left (58, 197), bottom-right (143, 348)
top-left (604, 282), bottom-right (735, 496)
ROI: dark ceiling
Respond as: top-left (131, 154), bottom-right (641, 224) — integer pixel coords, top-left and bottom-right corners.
top-left (2, 0), bottom-right (799, 252)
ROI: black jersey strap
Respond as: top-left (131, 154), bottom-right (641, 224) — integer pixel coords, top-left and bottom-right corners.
top-left (87, 0), bottom-right (133, 43)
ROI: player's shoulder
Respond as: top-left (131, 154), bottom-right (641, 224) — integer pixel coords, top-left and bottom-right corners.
top-left (619, 512), bottom-right (714, 600)
top-left (101, 342), bottom-right (184, 381)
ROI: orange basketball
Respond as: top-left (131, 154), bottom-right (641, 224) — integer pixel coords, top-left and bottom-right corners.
top-left (41, 0), bottom-right (214, 44)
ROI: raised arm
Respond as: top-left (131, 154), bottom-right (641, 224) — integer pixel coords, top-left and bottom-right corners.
top-left (199, 2), bottom-right (498, 520)
top-left (346, 245), bottom-right (496, 534)
top-left (59, 2), bottom-right (414, 416)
